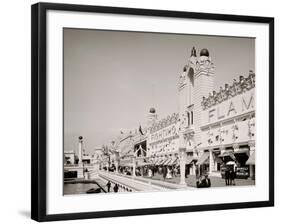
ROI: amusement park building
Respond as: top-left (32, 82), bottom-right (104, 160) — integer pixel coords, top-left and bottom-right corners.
top-left (103, 47), bottom-right (256, 183)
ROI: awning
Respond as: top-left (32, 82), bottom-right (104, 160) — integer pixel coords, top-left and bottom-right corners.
top-left (219, 150), bottom-right (236, 160)
top-left (159, 158), bottom-right (168, 165)
top-left (163, 158), bottom-right (172, 165)
top-left (234, 147), bottom-right (249, 154)
top-left (185, 156), bottom-right (194, 165)
top-left (219, 150), bottom-right (234, 157)
top-left (153, 158), bottom-right (160, 164)
top-left (246, 152), bottom-right (255, 165)
top-left (197, 152), bottom-right (209, 165)
top-left (226, 161), bottom-right (235, 165)
top-left (155, 159), bottom-right (164, 165)
top-left (168, 158), bottom-right (178, 166)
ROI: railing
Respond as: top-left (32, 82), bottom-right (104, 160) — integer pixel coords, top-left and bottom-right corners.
top-left (64, 163), bottom-right (96, 168)
top-left (64, 164), bottom-right (80, 168)
top-left (133, 175), bottom-right (187, 190)
top-left (98, 171), bottom-right (137, 192)
top-left (98, 171), bottom-right (188, 192)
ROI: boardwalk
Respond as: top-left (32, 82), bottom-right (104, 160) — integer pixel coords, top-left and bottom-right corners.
top-left (143, 173), bottom-right (255, 188)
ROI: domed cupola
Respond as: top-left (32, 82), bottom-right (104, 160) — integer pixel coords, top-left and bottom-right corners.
top-left (149, 107), bottom-right (156, 114)
top-left (200, 48), bottom-right (209, 57)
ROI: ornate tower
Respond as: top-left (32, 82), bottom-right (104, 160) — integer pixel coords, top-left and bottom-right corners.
top-left (178, 47), bottom-right (215, 150)
top-left (193, 48), bottom-right (215, 148)
top-left (178, 47), bottom-right (198, 150)
top-left (178, 47), bottom-right (197, 116)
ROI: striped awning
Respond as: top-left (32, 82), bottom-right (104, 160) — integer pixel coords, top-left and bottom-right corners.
top-left (155, 159), bottom-right (164, 165)
top-left (185, 156), bottom-right (194, 165)
top-left (163, 158), bottom-right (172, 165)
top-left (197, 152), bottom-right (209, 165)
top-left (159, 158), bottom-right (168, 165)
top-left (246, 152), bottom-right (255, 165)
top-left (168, 158), bottom-right (178, 166)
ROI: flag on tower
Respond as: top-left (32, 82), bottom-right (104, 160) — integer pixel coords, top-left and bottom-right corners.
top-left (139, 125), bottom-right (144, 135)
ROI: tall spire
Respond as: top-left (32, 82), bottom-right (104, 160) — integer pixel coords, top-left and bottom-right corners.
top-left (191, 46), bottom-right (197, 57)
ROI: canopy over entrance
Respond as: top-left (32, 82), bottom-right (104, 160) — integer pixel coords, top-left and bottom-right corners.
top-left (197, 152), bottom-right (209, 165)
top-left (246, 152), bottom-right (255, 165)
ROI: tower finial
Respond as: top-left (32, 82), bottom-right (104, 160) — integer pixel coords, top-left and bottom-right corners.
top-left (191, 46), bottom-right (197, 57)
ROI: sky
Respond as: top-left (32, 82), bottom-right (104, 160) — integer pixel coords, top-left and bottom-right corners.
top-left (63, 28), bottom-right (255, 154)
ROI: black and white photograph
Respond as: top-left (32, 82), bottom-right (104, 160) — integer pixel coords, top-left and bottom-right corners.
top-left (0, 0), bottom-right (278, 223)
top-left (29, 2), bottom-right (274, 222)
top-left (63, 29), bottom-right (256, 195)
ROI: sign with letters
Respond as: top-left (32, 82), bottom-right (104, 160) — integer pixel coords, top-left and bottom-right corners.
top-left (202, 88), bottom-right (255, 125)
top-left (149, 124), bottom-right (178, 144)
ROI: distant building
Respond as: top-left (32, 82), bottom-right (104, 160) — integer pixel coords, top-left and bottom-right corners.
top-left (64, 151), bottom-right (75, 165)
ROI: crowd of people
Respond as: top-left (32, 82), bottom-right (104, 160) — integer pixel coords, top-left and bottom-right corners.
top-left (201, 71), bottom-right (255, 109)
top-left (143, 165), bottom-right (180, 180)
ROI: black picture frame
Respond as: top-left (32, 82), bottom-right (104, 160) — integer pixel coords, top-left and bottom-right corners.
top-left (31, 2), bottom-right (274, 222)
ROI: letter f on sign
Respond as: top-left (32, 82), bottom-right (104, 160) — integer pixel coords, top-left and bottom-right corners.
top-left (209, 109), bottom-right (216, 123)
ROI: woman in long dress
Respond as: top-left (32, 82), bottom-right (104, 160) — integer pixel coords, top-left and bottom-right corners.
top-left (148, 168), bottom-right (152, 178)
top-left (166, 167), bottom-right (172, 179)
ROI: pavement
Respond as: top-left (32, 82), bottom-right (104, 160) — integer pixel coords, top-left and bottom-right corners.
top-left (143, 173), bottom-right (255, 188)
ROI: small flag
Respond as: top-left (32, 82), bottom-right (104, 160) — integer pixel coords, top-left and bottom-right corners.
top-left (139, 125), bottom-right (144, 135)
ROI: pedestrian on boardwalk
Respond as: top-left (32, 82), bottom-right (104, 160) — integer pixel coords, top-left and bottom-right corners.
top-left (225, 167), bottom-right (230, 185)
top-left (197, 174), bottom-right (211, 188)
top-left (163, 166), bottom-right (167, 180)
top-left (148, 168), bottom-right (152, 178)
top-left (166, 167), bottom-right (172, 179)
top-left (113, 184), bottom-right (119, 193)
top-left (173, 167), bottom-right (177, 177)
top-left (106, 181), bottom-right (111, 192)
top-left (195, 166), bottom-right (199, 179)
top-left (230, 168), bottom-right (236, 185)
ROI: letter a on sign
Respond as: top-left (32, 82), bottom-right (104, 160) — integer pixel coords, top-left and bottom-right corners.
top-left (227, 101), bottom-right (237, 116)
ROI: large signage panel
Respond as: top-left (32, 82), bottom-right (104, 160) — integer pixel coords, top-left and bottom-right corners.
top-left (202, 89), bottom-right (255, 125)
top-left (149, 123), bottom-right (179, 145)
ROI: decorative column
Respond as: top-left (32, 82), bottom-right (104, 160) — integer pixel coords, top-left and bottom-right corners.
top-left (248, 140), bottom-right (255, 180)
top-left (209, 149), bottom-right (215, 175)
top-left (78, 136), bottom-right (83, 166)
top-left (132, 156), bottom-right (136, 177)
top-left (114, 151), bottom-right (120, 173)
top-left (179, 147), bottom-right (187, 185)
top-left (219, 146), bottom-right (226, 170)
top-left (232, 143), bottom-right (239, 167)
top-left (191, 148), bottom-right (198, 176)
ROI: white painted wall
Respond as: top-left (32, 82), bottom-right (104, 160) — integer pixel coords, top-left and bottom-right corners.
top-left (0, 0), bottom-right (280, 223)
